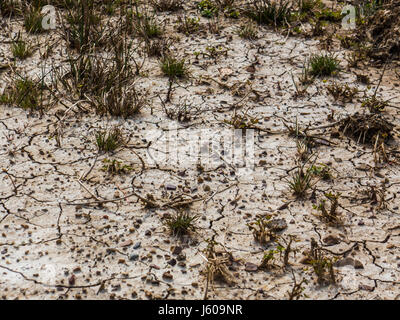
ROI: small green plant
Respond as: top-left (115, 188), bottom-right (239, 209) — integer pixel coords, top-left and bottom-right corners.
top-left (164, 211), bottom-right (199, 236)
top-left (258, 247), bottom-right (282, 269)
top-left (309, 53), bottom-right (340, 77)
top-left (198, 0), bottom-right (219, 18)
top-left (95, 127), bottom-right (125, 153)
top-left (313, 192), bottom-right (341, 224)
top-left (247, 0), bottom-right (292, 27)
top-left (287, 271), bottom-right (308, 300)
top-left (247, 215), bottom-right (276, 245)
top-left (160, 55), bottom-right (187, 79)
top-left (361, 96), bottom-right (388, 113)
top-left (11, 38), bottom-right (33, 60)
top-left (101, 158), bottom-right (132, 175)
top-left (308, 238), bottom-right (336, 286)
top-left (316, 8), bottom-right (342, 22)
top-left (308, 164), bottom-right (333, 181)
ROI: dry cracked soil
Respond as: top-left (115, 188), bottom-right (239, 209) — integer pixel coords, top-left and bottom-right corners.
top-left (0, 0), bottom-right (399, 300)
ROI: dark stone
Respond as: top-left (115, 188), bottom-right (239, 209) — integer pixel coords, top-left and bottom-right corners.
top-left (267, 218), bottom-right (287, 232)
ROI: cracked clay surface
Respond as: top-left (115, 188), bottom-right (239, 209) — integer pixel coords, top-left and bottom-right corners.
top-left (0, 1), bottom-right (400, 300)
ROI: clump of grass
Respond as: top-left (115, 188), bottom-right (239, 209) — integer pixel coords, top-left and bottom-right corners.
top-left (11, 38), bottom-right (33, 60)
top-left (134, 12), bottom-right (163, 39)
top-left (93, 85), bottom-right (147, 118)
top-left (62, 0), bottom-right (104, 52)
top-left (309, 53), bottom-right (340, 77)
top-left (0, 0), bottom-right (23, 17)
top-left (0, 77), bottom-right (43, 111)
top-left (287, 163), bottom-right (314, 198)
top-left (24, 7), bottom-right (45, 34)
top-left (246, 0), bottom-right (292, 27)
top-left (95, 127), bottom-right (125, 153)
top-left (164, 211), bottom-right (199, 236)
top-left (160, 55), bottom-right (187, 79)
top-left (237, 23), bottom-right (258, 40)
top-left (151, 0), bottom-right (183, 12)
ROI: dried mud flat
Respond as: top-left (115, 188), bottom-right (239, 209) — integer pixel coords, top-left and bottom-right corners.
top-left (0, 0), bottom-right (400, 300)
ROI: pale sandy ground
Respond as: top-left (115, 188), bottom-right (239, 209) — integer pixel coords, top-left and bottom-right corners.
top-left (0, 1), bottom-right (399, 299)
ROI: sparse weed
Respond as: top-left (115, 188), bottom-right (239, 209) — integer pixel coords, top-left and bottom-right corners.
top-left (363, 180), bottom-right (388, 210)
top-left (287, 271), bottom-right (308, 300)
top-left (0, 0), bottom-right (23, 17)
top-left (313, 192), bottom-right (341, 224)
top-left (176, 15), bottom-right (201, 35)
top-left (62, 0), bottom-right (105, 52)
top-left (145, 37), bottom-right (172, 57)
